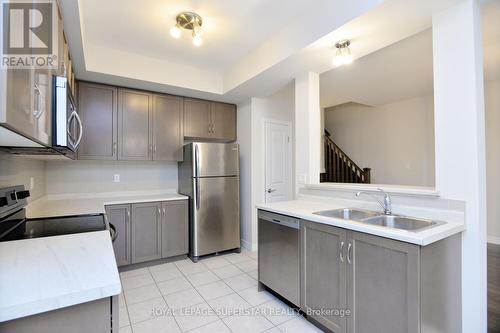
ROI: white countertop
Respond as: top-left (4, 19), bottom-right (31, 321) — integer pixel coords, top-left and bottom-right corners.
top-left (0, 231), bottom-right (121, 322)
top-left (256, 199), bottom-right (465, 246)
top-left (26, 190), bottom-right (188, 219)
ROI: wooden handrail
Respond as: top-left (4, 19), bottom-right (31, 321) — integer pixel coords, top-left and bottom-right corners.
top-left (321, 134), bottom-right (371, 184)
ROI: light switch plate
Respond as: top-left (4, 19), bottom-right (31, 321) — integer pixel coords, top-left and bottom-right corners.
top-left (30, 177), bottom-right (35, 190)
top-left (113, 174), bottom-right (120, 183)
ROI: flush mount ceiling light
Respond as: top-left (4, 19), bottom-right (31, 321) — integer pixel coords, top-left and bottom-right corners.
top-left (170, 11), bottom-right (204, 47)
top-left (333, 39), bottom-right (353, 67)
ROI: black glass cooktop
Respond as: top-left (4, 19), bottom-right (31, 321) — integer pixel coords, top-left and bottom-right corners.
top-left (0, 211), bottom-right (108, 242)
top-left (0, 185), bottom-right (114, 242)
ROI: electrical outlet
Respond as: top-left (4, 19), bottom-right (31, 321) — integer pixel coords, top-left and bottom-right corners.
top-left (113, 174), bottom-right (120, 183)
top-left (30, 177), bottom-right (35, 190)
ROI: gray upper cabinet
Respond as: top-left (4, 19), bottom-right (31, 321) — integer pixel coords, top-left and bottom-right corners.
top-left (77, 82), bottom-right (118, 160)
top-left (131, 202), bottom-right (162, 264)
top-left (301, 221), bottom-right (347, 333)
top-left (210, 102), bottom-right (236, 141)
top-left (3, 68), bottom-right (51, 146)
top-left (183, 99), bottom-right (237, 141)
top-left (346, 231), bottom-right (420, 333)
top-left (4, 69), bottom-right (36, 140)
top-left (33, 68), bottom-right (52, 145)
top-left (184, 98), bottom-right (211, 139)
top-left (152, 94), bottom-right (183, 161)
top-left (106, 204), bottom-right (131, 266)
top-left (1, 1), bottom-right (53, 146)
top-left (75, 82), bottom-right (236, 160)
top-left (118, 89), bottom-right (152, 160)
top-left (161, 200), bottom-right (188, 258)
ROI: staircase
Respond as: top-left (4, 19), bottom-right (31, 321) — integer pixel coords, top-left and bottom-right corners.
top-left (321, 130), bottom-right (371, 184)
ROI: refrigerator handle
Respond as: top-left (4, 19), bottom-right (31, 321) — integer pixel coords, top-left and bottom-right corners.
top-left (195, 177), bottom-right (200, 210)
top-left (194, 144), bottom-right (200, 178)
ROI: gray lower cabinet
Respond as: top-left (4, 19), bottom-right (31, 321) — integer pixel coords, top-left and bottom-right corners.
top-left (106, 200), bottom-right (188, 267)
top-left (301, 221), bottom-right (347, 332)
top-left (106, 204), bottom-right (131, 266)
top-left (299, 219), bottom-right (461, 333)
top-left (161, 201), bottom-right (188, 257)
top-left (131, 202), bottom-right (162, 263)
top-left (0, 296), bottom-right (117, 333)
top-left (346, 231), bottom-right (420, 333)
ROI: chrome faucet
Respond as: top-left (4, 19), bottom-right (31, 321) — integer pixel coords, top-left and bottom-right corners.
top-left (356, 188), bottom-right (392, 215)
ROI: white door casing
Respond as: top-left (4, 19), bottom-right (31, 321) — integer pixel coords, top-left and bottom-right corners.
top-left (264, 120), bottom-right (292, 203)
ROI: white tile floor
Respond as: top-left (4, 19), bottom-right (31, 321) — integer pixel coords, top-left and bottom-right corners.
top-left (118, 249), bottom-right (323, 333)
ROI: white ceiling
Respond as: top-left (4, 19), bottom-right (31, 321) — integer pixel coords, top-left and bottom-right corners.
top-left (81, 0), bottom-right (312, 72)
top-left (60, 0), bottom-right (477, 103)
top-left (320, 0), bottom-right (500, 108)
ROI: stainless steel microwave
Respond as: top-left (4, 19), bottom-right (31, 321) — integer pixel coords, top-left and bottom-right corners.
top-left (53, 76), bottom-right (82, 158)
top-left (0, 76), bottom-right (82, 159)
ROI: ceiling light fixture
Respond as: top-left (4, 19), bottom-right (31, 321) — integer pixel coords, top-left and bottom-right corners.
top-left (333, 40), bottom-right (353, 67)
top-left (170, 11), bottom-right (203, 47)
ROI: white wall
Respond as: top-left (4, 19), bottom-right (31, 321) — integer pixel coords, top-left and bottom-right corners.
top-left (237, 100), bottom-right (253, 250)
top-left (0, 154), bottom-right (46, 201)
top-left (432, 1), bottom-right (487, 330)
top-left (486, 79), bottom-right (500, 243)
top-left (237, 82), bottom-right (295, 250)
top-left (324, 95), bottom-right (435, 186)
top-left (45, 160), bottom-right (178, 195)
top-left (295, 72), bottom-right (321, 187)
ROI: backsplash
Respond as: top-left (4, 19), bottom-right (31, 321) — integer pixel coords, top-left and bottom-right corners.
top-left (45, 160), bottom-right (178, 195)
top-left (0, 154), bottom-right (46, 201)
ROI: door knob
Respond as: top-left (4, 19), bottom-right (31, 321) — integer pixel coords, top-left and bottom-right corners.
top-left (266, 188), bottom-right (276, 193)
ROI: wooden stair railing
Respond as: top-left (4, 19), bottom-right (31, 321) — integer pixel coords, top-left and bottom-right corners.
top-left (321, 131), bottom-right (371, 184)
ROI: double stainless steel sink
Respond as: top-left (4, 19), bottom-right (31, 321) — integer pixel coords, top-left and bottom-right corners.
top-left (313, 208), bottom-right (443, 232)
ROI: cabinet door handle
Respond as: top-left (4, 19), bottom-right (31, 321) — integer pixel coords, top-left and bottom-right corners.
top-left (347, 243), bottom-right (352, 265)
top-left (163, 208), bottom-right (166, 215)
top-left (157, 207), bottom-right (161, 216)
top-left (73, 110), bottom-right (83, 149)
top-left (32, 82), bottom-right (44, 119)
top-left (113, 142), bottom-right (117, 155)
top-left (340, 241), bottom-right (345, 263)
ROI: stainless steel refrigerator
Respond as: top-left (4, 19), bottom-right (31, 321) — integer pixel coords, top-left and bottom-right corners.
top-left (178, 142), bottom-right (240, 262)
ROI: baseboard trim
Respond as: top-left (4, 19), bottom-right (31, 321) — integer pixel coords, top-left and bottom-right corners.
top-left (241, 239), bottom-right (252, 250)
top-left (488, 236), bottom-right (500, 245)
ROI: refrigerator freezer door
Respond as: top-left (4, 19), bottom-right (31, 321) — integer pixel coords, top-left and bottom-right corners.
top-left (194, 143), bottom-right (239, 177)
top-left (192, 176), bottom-right (240, 257)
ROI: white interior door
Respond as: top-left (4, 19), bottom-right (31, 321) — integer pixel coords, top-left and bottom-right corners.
top-left (264, 121), bottom-right (292, 203)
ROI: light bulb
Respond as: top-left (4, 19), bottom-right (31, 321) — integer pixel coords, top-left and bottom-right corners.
top-left (333, 48), bottom-right (343, 67)
top-left (343, 53), bottom-right (353, 65)
top-left (170, 24), bottom-right (181, 39)
top-left (192, 34), bottom-right (203, 46)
